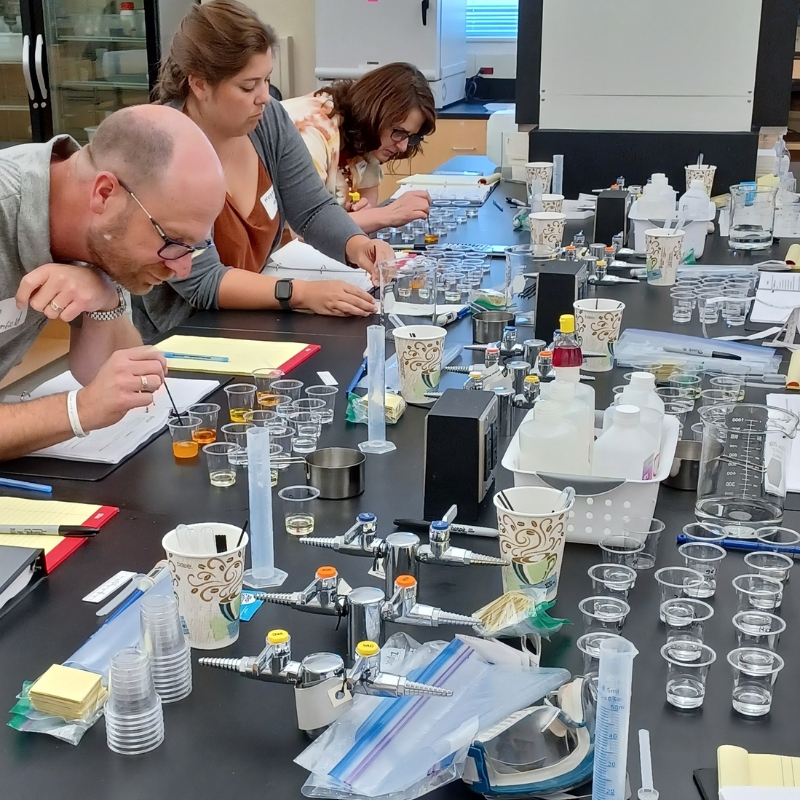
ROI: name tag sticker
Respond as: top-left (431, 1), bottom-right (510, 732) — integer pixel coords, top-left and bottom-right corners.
top-left (0, 297), bottom-right (27, 333)
top-left (356, 160), bottom-right (368, 179)
top-left (260, 186), bottom-right (278, 219)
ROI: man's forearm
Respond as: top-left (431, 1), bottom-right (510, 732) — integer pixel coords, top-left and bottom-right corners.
top-left (0, 394), bottom-right (78, 460)
top-left (69, 316), bottom-right (142, 386)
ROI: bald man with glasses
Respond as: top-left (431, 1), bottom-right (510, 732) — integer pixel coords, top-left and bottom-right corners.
top-left (0, 104), bottom-right (226, 460)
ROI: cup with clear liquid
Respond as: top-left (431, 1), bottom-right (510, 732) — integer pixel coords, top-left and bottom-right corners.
top-left (728, 184), bottom-right (778, 251)
top-left (661, 640), bottom-right (716, 710)
top-left (278, 485), bottom-right (320, 536)
top-left (727, 647), bottom-right (784, 716)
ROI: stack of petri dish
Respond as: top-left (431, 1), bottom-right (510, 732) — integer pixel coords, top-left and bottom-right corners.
top-left (140, 594), bottom-right (192, 704)
top-left (104, 647), bottom-right (165, 755)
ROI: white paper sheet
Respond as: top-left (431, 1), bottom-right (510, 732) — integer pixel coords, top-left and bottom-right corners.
top-left (767, 393), bottom-right (800, 492)
top-left (721, 789), bottom-right (800, 800)
top-left (28, 372), bottom-right (219, 464)
top-left (751, 272), bottom-right (800, 324)
top-left (264, 239), bottom-right (373, 291)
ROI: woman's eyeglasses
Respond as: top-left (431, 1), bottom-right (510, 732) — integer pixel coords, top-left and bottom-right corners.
top-left (390, 129), bottom-right (424, 147)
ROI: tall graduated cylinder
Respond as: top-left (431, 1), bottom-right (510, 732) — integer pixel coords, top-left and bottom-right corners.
top-left (696, 404), bottom-right (798, 537)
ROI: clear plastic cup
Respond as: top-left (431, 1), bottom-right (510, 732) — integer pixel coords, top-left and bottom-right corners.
top-left (576, 631), bottom-right (626, 677)
top-left (305, 386), bottom-right (339, 424)
top-left (732, 611), bottom-right (786, 652)
top-left (105, 647), bottom-right (165, 755)
top-left (140, 594), bottom-right (192, 704)
top-left (732, 574), bottom-right (783, 612)
top-left (243, 409), bottom-right (277, 427)
top-left (224, 383), bottom-right (255, 423)
top-left (710, 375), bottom-right (745, 402)
top-left (202, 442), bottom-right (237, 487)
top-left (661, 598), bottom-right (714, 655)
top-left (656, 385), bottom-right (694, 407)
top-left (292, 397), bottom-right (326, 415)
top-left (271, 379), bottom-right (303, 401)
top-left (755, 526), bottom-right (800, 551)
top-left (670, 290), bottom-right (693, 323)
top-left (252, 367), bottom-right (284, 406)
top-left (288, 410), bottom-right (322, 439)
top-left (678, 542), bottom-right (726, 598)
top-left (292, 436), bottom-right (317, 454)
top-left (278, 485), bottom-right (320, 536)
top-left (578, 595), bottom-right (630, 634)
top-left (701, 388), bottom-right (737, 407)
top-left (587, 563), bottom-right (636, 598)
top-left (744, 551), bottom-right (793, 584)
top-left (668, 374), bottom-right (701, 399)
top-left (269, 426), bottom-right (295, 467)
top-left (598, 535), bottom-right (645, 568)
top-left (187, 403), bottom-right (219, 446)
top-left (661, 641), bottom-right (716, 710)
top-left (728, 647), bottom-right (784, 717)
top-left (221, 422), bottom-right (253, 467)
top-left (682, 522), bottom-right (727, 543)
top-left (654, 567), bottom-right (704, 620)
top-left (167, 415), bottom-right (201, 461)
top-left (622, 517), bottom-right (664, 570)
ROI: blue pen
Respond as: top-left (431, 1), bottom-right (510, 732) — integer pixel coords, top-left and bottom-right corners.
top-left (103, 562), bottom-right (170, 625)
top-left (345, 357), bottom-right (367, 396)
top-left (492, 200), bottom-right (504, 213)
top-left (0, 477), bottom-right (53, 494)
top-left (456, 306), bottom-right (471, 320)
top-left (676, 533), bottom-right (800, 560)
top-left (164, 352), bottom-right (230, 363)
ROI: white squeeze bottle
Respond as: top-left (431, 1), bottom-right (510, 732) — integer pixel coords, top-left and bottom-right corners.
top-left (679, 180), bottom-right (711, 219)
top-left (602, 404), bottom-right (663, 473)
top-left (621, 372), bottom-right (664, 415)
top-left (593, 405), bottom-right (658, 480)
top-left (519, 400), bottom-right (586, 475)
top-left (548, 379), bottom-right (593, 472)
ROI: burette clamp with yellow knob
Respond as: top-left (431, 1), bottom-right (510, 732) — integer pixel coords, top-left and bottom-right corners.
top-left (198, 629), bottom-right (450, 736)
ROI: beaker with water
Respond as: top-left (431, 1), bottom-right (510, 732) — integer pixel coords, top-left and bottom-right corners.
top-left (728, 184), bottom-right (778, 250)
top-left (696, 404), bottom-right (799, 538)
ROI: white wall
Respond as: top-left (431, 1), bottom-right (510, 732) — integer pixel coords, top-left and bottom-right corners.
top-left (240, 0), bottom-right (516, 98)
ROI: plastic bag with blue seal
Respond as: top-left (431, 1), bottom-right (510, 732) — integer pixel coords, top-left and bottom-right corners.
top-left (295, 633), bottom-right (570, 800)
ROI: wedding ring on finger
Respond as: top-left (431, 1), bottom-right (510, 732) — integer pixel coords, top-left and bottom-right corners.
top-left (140, 375), bottom-right (150, 393)
top-left (50, 300), bottom-right (63, 314)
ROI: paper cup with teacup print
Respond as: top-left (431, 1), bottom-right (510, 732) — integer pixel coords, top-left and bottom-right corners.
top-left (574, 298), bottom-right (625, 372)
top-left (163, 522), bottom-right (248, 650)
top-left (493, 486), bottom-right (574, 602)
top-left (685, 164), bottom-right (716, 196)
top-left (529, 211), bottom-right (566, 256)
top-left (525, 161), bottom-right (553, 194)
top-left (645, 228), bottom-right (685, 287)
top-left (392, 325), bottom-right (446, 406)
top-left (541, 193), bottom-right (564, 213)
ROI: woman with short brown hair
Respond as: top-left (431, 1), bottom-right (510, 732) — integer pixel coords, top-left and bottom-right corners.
top-left (132, 0), bottom-right (393, 336)
top-left (283, 63), bottom-right (437, 234)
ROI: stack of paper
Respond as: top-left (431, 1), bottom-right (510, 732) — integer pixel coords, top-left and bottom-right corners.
top-left (719, 745), bottom-right (800, 799)
top-left (264, 240), bottom-right (373, 291)
top-left (392, 173), bottom-right (500, 204)
top-left (28, 372), bottom-right (218, 464)
top-left (29, 664), bottom-right (106, 720)
top-left (751, 273), bottom-right (800, 324)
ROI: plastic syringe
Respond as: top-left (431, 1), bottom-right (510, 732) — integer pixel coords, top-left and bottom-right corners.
top-left (592, 637), bottom-right (638, 800)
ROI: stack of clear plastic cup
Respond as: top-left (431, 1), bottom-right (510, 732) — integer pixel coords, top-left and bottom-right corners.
top-left (140, 594), bottom-right (192, 704)
top-left (105, 647), bottom-right (165, 755)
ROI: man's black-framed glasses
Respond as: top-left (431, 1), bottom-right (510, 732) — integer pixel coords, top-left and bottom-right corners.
top-left (390, 129), bottom-right (424, 148)
top-left (118, 180), bottom-right (212, 261)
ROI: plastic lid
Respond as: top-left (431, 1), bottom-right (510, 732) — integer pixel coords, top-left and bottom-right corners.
top-left (267, 629), bottom-right (290, 645)
top-left (596, 260), bottom-right (607, 267)
top-left (120, 1), bottom-right (134, 8)
top-left (356, 641), bottom-right (380, 657)
top-left (630, 371), bottom-right (656, 389)
top-left (524, 374), bottom-right (540, 383)
top-left (486, 345), bottom-right (500, 353)
top-left (534, 400), bottom-right (562, 420)
top-left (539, 350), bottom-right (553, 357)
top-left (430, 520), bottom-right (449, 531)
top-left (469, 371), bottom-right (482, 379)
top-left (503, 326), bottom-right (515, 332)
top-left (605, 246), bottom-right (614, 252)
top-left (357, 512), bottom-right (376, 523)
top-left (316, 566), bottom-right (337, 579)
top-left (559, 314), bottom-right (575, 333)
top-left (395, 575), bottom-right (417, 588)
top-left (565, 245), bottom-right (576, 251)
top-left (614, 404), bottom-right (641, 426)
top-left (690, 179), bottom-right (705, 191)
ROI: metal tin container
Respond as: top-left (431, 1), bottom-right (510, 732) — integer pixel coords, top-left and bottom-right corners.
top-left (305, 447), bottom-right (366, 499)
top-left (473, 311), bottom-right (515, 344)
top-left (664, 439), bottom-right (701, 491)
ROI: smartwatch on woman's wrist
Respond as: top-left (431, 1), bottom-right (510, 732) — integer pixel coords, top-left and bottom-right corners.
top-left (275, 278), bottom-right (294, 311)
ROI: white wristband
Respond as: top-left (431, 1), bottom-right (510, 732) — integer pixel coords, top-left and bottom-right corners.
top-left (67, 390), bottom-right (88, 438)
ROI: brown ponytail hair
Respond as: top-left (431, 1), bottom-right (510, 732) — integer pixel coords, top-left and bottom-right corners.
top-left (154, 0), bottom-right (277, 104)
top-left (317, 62), bottom-right (436, 161)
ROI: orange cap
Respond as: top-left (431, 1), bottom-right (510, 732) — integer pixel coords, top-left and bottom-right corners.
top-left (316, 566), bottom-right (337, 579)
top-left (395, 575), bottom-right (417, 588)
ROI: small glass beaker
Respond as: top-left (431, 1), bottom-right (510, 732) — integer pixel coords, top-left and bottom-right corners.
top-left (696, 404), bottom-right (799, 537)
top-left (728, 184), bottom-right (778, 251)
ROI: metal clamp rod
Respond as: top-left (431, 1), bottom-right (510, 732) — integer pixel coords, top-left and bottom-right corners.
top-left (34, 35), bottom-right (47, 100)
top-left (21, 35), bottom-right (34, 101)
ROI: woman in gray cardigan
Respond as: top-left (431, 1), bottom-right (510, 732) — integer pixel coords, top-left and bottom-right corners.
top-left (133, 0), bottom-right (393, 337)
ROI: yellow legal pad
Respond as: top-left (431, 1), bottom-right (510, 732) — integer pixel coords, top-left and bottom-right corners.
top-left (156, 334), bottom-right (319, 376)
top-left (719, 745), bottom-right (800, 788)
top-left (29, 664), bottom-right (105, 721)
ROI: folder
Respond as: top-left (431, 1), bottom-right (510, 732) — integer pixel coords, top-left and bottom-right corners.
top-left (0, 544), bottom-right (46, 618)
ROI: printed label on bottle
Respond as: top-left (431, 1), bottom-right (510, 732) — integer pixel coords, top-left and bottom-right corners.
top-left (763, 434), bottom-right (785, 496)
top-left (642, 454), bottom-right (655, 481)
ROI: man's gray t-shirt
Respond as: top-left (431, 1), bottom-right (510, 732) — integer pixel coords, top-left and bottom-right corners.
top-left (0, 135), bottom-right (79, 381)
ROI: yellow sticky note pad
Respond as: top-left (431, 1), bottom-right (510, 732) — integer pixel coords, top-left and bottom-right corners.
top-left (30, 664), bottom-right (101, 705)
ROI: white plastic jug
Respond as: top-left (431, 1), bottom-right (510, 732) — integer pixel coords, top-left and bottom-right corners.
top-left (548, 380), bottom-right (593, 472)
top-left (592, 405), bottom-right (659, 480)
top-left (678, 180), bottom-right (711, 218)
top-left (621, 372), bottom-right (665, 415)
top-left (519, 400), bottom-right (587, 475)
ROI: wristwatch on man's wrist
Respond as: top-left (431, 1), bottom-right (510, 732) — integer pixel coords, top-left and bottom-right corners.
top-left (275, 278), bottom-right (294, 311)
top-left (86, 284), bottom-right (126, 322)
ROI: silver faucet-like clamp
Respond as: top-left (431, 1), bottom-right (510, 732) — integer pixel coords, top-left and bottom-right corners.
top-left (254, 566), bottom-right (348, 618)
top-left (414, 521), bottom-right (508, 568)
top-left (382, 576), bottom-right (481, 628)
top-left (301, 512), bottom-right (380, 558)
